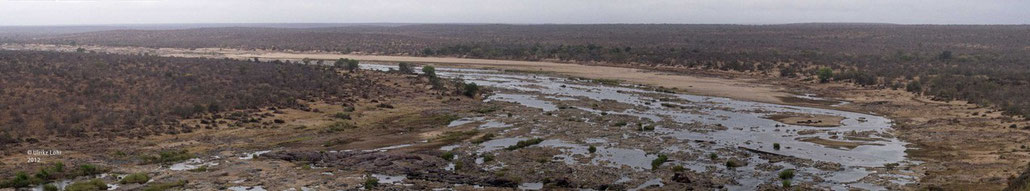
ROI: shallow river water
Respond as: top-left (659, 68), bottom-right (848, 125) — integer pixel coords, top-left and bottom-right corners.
top-left (363, 64), bottom-right (917, 190)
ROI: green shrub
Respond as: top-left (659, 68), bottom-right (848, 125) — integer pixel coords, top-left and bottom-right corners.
top-left (592, 78), bottom-right (621, 86)
top-left (472, 133), bottom-right (495, 144)
top-left (76, 164), bottom-right (101, 176)
top-left (332, 112), bottom-right (351, 120)
top-left (325, 121), bottom-right (357, 132)
top-left (363, 176), bottom-right (379, 189)
top-left (726, 160), bottom-right (741, 168)
top-left (672, 165), bottom-right (686, 172)
top-left (708, 153), bottom-right (718, 160)
top-left (66, 179), bottom-right (107, 191)
top-left (651, 154), bottom-right (669, 170)
top-left (188, 165), bottom-right (208, 172)
top-left (781, 180), bottom-right (791, 187)
top-left (34, 168), bottom-right (53, 181)
top-left (462, 82), bottom-right (480, 97)
top-left (335, 58), bottom-right (360, 71)
top-left (773, 143), bottom-right (781, 150)
top-left (817, 67), bottom-right (834, 83)
top-left (398, 62), bottom-right (415, 74)
top-left (1, 171), bottom-right (35, 188)
top-left (43, 184), bottom-right (59, 191)
top-left (441, 152), bottom-right (455, 161)
top-left (588, 146), bottom-right (597, 153)
top-left (473, 133), bottom-right (494, 143)
top-left (121, 173), bottom-right (150, 184)
top-left (51, 162), bottom-right (65, 173)
top-left (779, 169), bottom-right (795, 180)
top-left (142, 150), bottom-right (194, 164)
top-left (422, 66), bottom-right (437, 78)
top-left (505, 138), bottom-right (544, 150)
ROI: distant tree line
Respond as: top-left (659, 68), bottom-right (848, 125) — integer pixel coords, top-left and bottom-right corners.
top-left (14, 24), bottom-right (1030, 116)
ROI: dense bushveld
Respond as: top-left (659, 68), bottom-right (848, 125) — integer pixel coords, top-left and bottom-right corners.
top-left (9, 24), bottom-right (1030, 116)
top-left (0, 50), bottom-right (389, 142)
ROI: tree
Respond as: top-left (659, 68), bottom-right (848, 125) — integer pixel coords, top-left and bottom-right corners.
top-left (937, 51), bottom-right (953, 60)
top-left (347, 59), bottom-right (360, 71)
top-left (334, 58), bottom-right (361, 71)
top-left (906, 81), bottom-right (922, 94)
top-left (422, 66), bottom-right (437, 78)
top-left (816, 67), bottom-right (834, 83)
top-left (397, 62), bottom-right (415, 74)
top-left (461, 82), bottom-right (479, 98)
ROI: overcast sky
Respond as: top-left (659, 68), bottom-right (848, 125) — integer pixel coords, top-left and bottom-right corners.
top-left (1, 0), bottom-right (1028, 26)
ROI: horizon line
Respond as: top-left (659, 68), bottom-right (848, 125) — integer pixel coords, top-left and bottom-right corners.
top-left (3, 22), bottom-right (1030, 28)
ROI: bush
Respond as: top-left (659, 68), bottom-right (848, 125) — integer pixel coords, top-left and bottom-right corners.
top-left (906, 81), bottom-right (922, 93)
top-left (472, 133), bottom-right (495, 144)
top-left (422, 66), bottom-right (437, 78)
top-left (66, 179), bottom-right (107, 191)
top-left (325, 121), bottom-right (357, 132)
top-left (672, 165), bottom-right (686, 172)
top-left (34, 162), bottom-right (66, 181)
top-left (333, 112), bottom-right (351, 120)
top-left (142, 150), bottom-right (194, 164)
top-left (461, 82), bottom-right (480, 98)
top-left (816, 67), bottom-right (833, 83)
top-left (51, 162), bottom-right (65, 173)
top-left (398, 62), bottom-right (415, 74)
top-left (779, 169), bottom-right (795, 180)
top-left (773, 143), bottom-right (781, 150)
top-left (441, 152), bottom-right (455, 161)
top-left (505, 138), bottom-right (544, 150)
top-left (76, 164), bottom-right (101, 176)
top-left (588, 146), bottom-right (597, 153)
top-left (43, 184), bottom-right (59, 191)
top-left (726, 160), bottom-right (741, 168)
top-left (0, 132), bottom-right (17, 145)
top-left (651, 154), bottom-right (669, 170)
top-left (781, 179), bottom-right (791, 188)
top-left (335, 58), bottom-right (360, 71)
top-left (363, 176), bottom-right (379, 189)
top-left (121, 173), bottom-right (150, 184)
top-left (0, 171), bottom-right (35, 188)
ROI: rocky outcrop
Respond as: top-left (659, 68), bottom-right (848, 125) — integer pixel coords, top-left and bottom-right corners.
top-left (264, 151), bottom-right (517, 187)
top-left (1007, 163), bottom-right (1030, 191)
